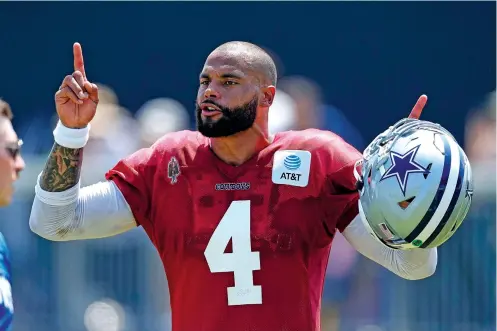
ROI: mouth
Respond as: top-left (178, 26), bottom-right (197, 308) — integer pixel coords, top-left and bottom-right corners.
top-left (200, 103), bottom-right (222, 117)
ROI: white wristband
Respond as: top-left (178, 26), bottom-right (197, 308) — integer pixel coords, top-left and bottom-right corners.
top-left (53, 120), bottom-right (90, 149)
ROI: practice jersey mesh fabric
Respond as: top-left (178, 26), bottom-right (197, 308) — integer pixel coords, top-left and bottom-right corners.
top-left (106, 129), bottom-right (361, 331)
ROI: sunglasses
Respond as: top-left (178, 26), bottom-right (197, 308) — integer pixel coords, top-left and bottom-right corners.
top-left (4, 139), bottom-right (23, 159)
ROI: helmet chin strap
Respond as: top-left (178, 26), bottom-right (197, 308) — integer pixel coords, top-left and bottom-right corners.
top-left (353, 159), bottom-right (364, 191)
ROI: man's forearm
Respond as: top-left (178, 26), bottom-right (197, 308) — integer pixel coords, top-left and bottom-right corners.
top-left (39, 143), bottom-right (83, 192)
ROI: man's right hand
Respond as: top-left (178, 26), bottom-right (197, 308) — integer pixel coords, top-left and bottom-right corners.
top-left (55, 42), bottom-right (99, 129)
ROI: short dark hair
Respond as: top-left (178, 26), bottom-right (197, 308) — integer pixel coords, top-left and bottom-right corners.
top-left (0, 99), bottom-right (13, 120)
top-left (215, 41), bottom-right (278, 86)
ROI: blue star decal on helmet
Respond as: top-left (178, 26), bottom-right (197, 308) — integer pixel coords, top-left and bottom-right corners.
top-left (380, 145), bottom-right (428, 196)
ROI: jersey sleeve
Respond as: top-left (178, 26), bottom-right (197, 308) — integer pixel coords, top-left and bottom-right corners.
top-left (105, 147), bottom-right (155, 231)
top-left (319, 134), bottom-right (362, 233)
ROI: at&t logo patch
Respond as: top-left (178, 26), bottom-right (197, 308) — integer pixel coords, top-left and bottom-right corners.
top-left (272, 150), bottom-right (311, 187)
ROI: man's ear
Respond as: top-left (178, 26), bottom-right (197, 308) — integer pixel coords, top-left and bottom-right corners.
top-left (260, 86), bottom-right (276, 108)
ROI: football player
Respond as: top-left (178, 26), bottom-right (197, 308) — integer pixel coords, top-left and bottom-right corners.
top-left (30, 42), bottom-right (440, 331)
top-left (0, 99), bottom-right (25, 330)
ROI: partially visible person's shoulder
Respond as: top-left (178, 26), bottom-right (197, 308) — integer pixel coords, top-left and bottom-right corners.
top-left (152, 130), bottom-right (205, 151)
top-left (277, 128), bottom-right (351, 148)
top-left (0, 234), bottom-right (9, 257)
top-left (0, 233), bottom-right (11, 279)
top-left (276, 129), bottom-right (362, 169)
top-left (149, 130), bottom-right (210, 167)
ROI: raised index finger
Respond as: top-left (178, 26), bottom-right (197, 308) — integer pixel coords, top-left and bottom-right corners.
top-left (73, 42), bottom-right (86, 79)
top-left (408, 94), bottom-right (428, 120)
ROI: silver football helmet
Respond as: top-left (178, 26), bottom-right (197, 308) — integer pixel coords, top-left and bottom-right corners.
top-left (355, 118), bottom-right (473, 249)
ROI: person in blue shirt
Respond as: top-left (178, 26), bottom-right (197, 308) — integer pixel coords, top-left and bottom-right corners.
top-left (0, 99), bottom-right (25, 330)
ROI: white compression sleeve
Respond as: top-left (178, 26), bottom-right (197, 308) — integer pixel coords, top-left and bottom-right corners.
top-left (30, 176), bottom-right (137, 241)
top-left (342, 215), bottom-right (438, 280)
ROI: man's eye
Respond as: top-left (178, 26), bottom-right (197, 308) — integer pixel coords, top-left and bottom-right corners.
top-left (224, 81), bottom-right (237, 86)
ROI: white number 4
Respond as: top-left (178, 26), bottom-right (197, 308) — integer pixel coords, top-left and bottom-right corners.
top-left (204, 200), bottom-right (262, 306)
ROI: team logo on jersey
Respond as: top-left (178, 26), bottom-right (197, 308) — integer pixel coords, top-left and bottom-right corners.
top-left (380, 145), bottom-right (429, 196)
top-left (272, 150), bottom-right (311, 187)
top-left (167, 156), bottom-right (181, 184)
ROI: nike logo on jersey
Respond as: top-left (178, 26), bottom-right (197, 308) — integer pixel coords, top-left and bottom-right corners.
top-left (272, 150), bottom-right (311, 187)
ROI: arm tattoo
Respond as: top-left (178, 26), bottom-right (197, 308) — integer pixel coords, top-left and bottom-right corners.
top-left (40, 143), bottom-right (83, 192)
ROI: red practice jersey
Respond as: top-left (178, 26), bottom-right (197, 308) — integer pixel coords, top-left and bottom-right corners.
top-left (106, 129), bottom-right (362, 331)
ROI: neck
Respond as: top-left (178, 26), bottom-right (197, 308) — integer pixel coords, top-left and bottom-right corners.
top-left (209, 123), bottom-right (272, 166)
